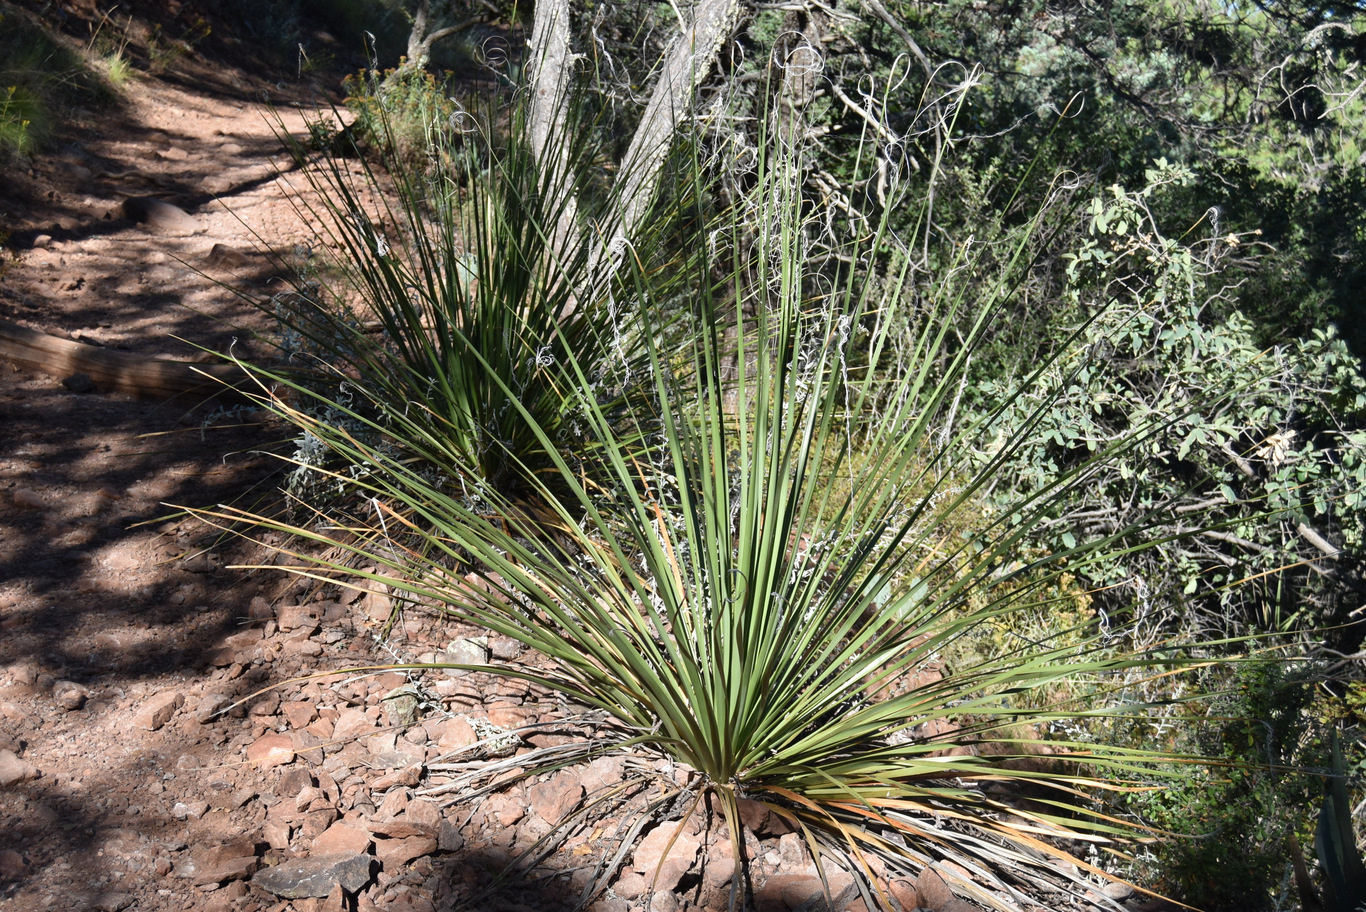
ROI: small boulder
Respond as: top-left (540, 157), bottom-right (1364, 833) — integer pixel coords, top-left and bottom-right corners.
top-left (0, 749), bottom-right (40, 787)
top-left (134, 692), bottom-right (184, 731)
top-left (251, 852), bottom-right (375, 899)
top-left (121, 197), bottom-right (200, 235)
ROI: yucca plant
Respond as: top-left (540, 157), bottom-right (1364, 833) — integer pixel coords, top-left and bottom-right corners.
top-left (204, 86), bottom-right (1257, 911)
top-left (257, 89), bottom-right (680, 515)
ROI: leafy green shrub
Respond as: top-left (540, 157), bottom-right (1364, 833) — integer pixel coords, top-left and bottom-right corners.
top-left (973, 160), bottom-right (1366, 643)
top-left (0, 84), bottom-right (37, 157)
top-left (0, 7), bottom-right (115, 158)
top-left (343, 64), bottom-right (459, 166)
top-left (1119, 659), bottom-right (1326, 911)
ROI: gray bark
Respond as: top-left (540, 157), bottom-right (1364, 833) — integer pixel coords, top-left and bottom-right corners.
top-left (525, 0), bottom-right (743, 298)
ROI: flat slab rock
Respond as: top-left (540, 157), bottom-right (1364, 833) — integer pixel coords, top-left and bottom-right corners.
top-left (251, 852), bottom-right (376, 899)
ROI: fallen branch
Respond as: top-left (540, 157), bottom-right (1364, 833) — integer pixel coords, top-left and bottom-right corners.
top-left (0, 319), bottom-right (248, 403)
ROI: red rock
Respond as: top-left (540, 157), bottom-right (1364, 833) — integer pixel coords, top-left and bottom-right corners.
top-left (490, 794), bottom-right (525, 828)
top-left (134, 691), bottom-right (184, 731)
top-left (486, 702), bottom-right (531, 729)
top-left (432, 717), bottom-right (477, 752)
top-left (247, 733), bottom-right (295, 768)
top-left (263, 819), bottom-right (292, 851)
top-left (51, 680), bottom-right (89, 711)
top-left (247, 596), bottom-right (275, 622)
top-left (614, 872), bottom-right (648, 899)
top-left (369, 817), bottom-right (431, 839)
top-left (530, 770), bottom-right (584, 825)
top-left (282, 700), bottom-right (318, 729)
top-left (405, 799), bottom-right (440, 830)
top-left (192, 836), bottom-right (259, 884)
top-left (0, 749), bottom-right (40, 786)
top-left (0, 848), bottom-right (28, 879)
top-left (631, 824), bottom-right (700, 891)
top-left (756, 873), bottom-right (821, 910)
top-left (914, 867), bottom-right (953, 910)
top-left (940, 902), bottom-right (978, 912)
top-left (248, 690), bottom-right (281, 716)
top-left (332, 707), bottom-right (376, 743)
top-left (277, 603), bottom-right (323, 633)
top-left (735, 797), bottom-right (794, 836)
top-left (373, 834), bottom-right (437, 869)
top-left (889, 878), bottom-right (918, 910)
top-left (372, 764), bottom-right (422, 790)
top-left (312, 820), bottom-right (372, 856)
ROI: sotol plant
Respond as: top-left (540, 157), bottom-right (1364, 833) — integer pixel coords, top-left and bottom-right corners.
top-left (204, 86), bottom-right (1257, 909)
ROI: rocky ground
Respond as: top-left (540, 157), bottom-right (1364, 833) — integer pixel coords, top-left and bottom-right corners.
top-left (0, 5), bottom-right (1166, 912)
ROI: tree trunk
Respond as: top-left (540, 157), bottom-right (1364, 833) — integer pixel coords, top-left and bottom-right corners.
top-left (525, 0), bottom-right (744, 298)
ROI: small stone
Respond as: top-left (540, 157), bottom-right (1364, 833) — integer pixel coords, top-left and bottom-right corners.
top-left (938, 901), bottom-right (978, 912)
top-left (9, 487), bottom-right (44, 510)
top-left (62, 373), bottom-right (95, 393)
top-left (32, 233), bottom-right (52, 248)
top-left (614, 872), bottom-right (648, 899)
top-left (277, 603), bottom-right (323, 633)
top-left (90, 893), bottom-right (134, 912)
top-left (300, 808), bottom-right (341, 840)
top-left (192, 836), bottom-right (259, 884)
top-left (373, 834), bottom-right (437, 870)
top-left (649, 890), bottom-right (679, 912)
top-left (758, 873), bottom-right (823, 909)
top-left (404, 799), bottom-right (441, 833)
top-left (279, 766), bottom-right (315, 797)
top-left (0, 848), bottom-right (28, 879)
top-left (134, 692), bottom-right (184, 731)
top-left (445, 637), bottom-right (488, 667)
top-left (0, 749), bottom-right (40, 786)
top-left (204, 646), bottom-right (235, 668)
top-left (251, 852), bottom-right (375, 899)
top-left (52, 680), bottom-right (89, 711)
top-left (171, 799), bottom-right (208, 820)
top-left (433, 717), bottom-right (477, 752)
top-left (889, 878), bottom-right (918, 910)
top-left (437, 819), bottom-right (464, 853)
top-left (1103, 881), bottom-right (1136, 901)
top-left (282, 700), bottom-right (319, 729)
top-left (332, 707), bottom-right (377, 743)
top-left (247, 690), bottom-right (281, 717)
top-left (247, 596), bottom-right (275, 622)
top-left (382, 685), bottom-right (421, 726)
top-left (247, 733), bottom-right (295, 768)
top-left (207, 243), bottom-right (252, 269)
top-left (291, 729), bottom-right (326, 765)
top-left (121, 196), bottom-right (200, 234)
top-left (263, 820), bottom-right (292, 851)
top-left (529, 771), bottom-right (584, 825)
top-left (312, 821), bottom-right (372, 856)
top-left (372, 764), bottom-right (422, 790)
top-left (631, 825), bottom-right (700, 892)
top-left (486, 702), bottom-right (530, 729)
top-left (194, 693), bottom-right (233, 722)
top-left (914, 868), bottom-right (953, 910)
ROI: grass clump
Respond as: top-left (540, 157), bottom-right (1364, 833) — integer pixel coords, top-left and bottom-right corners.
top-left (0, 5), bottom-right (120, 158)
top-left (205, 78), bottom-right (1286, 910)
